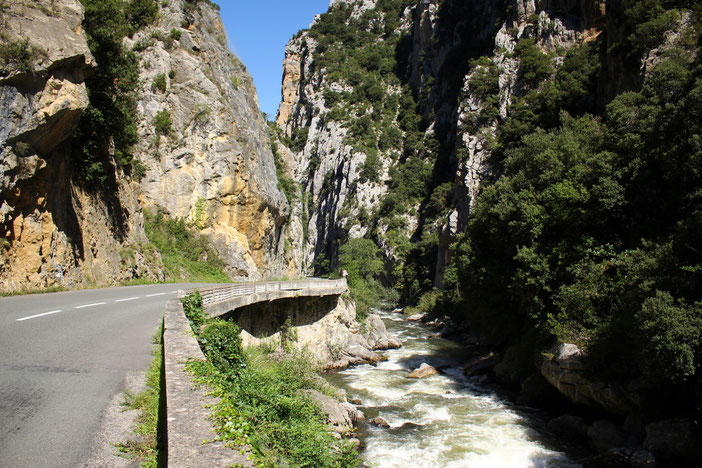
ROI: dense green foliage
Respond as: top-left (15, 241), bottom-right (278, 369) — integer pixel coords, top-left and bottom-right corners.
top-left (144, 210), bottom-right (230, 283)
top-left (337, 237), bottom-right (397, 319)
top-left (199, 320), bottom-right (245, 375)
top-left (181, 291), bottom-right (360, 467)
top-left (72, 0), bottom-right (158, 185)
top-left (434, 1), bottom-right (702, 413)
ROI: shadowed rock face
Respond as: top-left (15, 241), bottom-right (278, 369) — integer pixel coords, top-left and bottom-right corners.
top-left (235, 295), bottom-right (402, 369)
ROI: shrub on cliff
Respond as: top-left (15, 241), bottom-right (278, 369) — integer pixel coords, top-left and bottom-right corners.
top-left (72, 0), bottom-right (157, 185)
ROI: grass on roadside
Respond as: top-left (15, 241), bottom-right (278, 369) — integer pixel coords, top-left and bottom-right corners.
top-left (116, 323), bottom-right (165, 467)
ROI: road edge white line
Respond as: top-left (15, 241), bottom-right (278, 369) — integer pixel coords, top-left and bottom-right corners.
top-left (17, 310), bottom-right (63, 322)
top-left (75, 302), bottom-right (107, 309)
top-left (146, 293), bottom-right (166, 297)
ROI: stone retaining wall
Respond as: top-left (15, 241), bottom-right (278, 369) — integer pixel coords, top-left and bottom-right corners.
top-left (163, 298), bottom-right (252, 467)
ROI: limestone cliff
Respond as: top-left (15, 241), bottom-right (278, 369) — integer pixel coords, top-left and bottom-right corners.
top-left (0, 0), bottom-right (296, 292)
top-left (0, 0), bottom-right (163, 291)
top-left (275, 0), bottom-right (606, 285)
top-left (130, 0), bottom-right (292, 279)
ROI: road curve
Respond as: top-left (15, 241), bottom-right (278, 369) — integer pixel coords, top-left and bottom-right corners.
top-left (0, 283), bottom-right (225, 468)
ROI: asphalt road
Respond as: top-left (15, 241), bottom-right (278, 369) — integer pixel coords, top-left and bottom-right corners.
top-left (0, 283), bottom-right (223, 468)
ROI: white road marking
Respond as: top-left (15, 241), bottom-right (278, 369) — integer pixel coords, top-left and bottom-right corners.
top-left (17, 310), bottom-right (63, 322)
top-left (171, 290), bottom-right (178, 293)
top-left (115, 297), bottom-right (140, 302)
top-left (146, 293), bottom-right (166, 297)
top-left (74, 302), bottom-right (107, 309)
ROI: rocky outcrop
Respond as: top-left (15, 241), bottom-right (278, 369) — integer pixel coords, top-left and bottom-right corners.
top-left (541, 343), bottom-right (634, 415)
top-left (130, 0), bottom-right (292, 279)
top-left (238, 295), bottom-right (401, 369)
top-left (0, 0), bottom-right (163, 292)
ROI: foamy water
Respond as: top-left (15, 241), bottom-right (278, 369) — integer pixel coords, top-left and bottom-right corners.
top-left (326, 311), bottom-right (581, 468)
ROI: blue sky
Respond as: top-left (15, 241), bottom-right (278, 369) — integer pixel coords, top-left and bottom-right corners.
top-left (218, 1), bottom-right (331, 119)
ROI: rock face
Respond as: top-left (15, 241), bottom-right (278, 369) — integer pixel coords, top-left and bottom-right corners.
top-left (0, 0), bottom-right (164, 291)
top-left (130, 0), bottom-right (292, 279)
top-left (275, 0), bottom-right (607, 282)
top-left (0, 0), bottom-right (297, 292)
top-left (541, 343), bottom-right (634, 415)
top-left (238, 295), bottom-right (401, 370)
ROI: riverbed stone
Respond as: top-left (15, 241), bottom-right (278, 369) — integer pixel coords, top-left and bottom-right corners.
top-left (368, 417), bottom-right (390, 428)
top-left (463, 352), bottom-right (501, 376)
top-left (408, 363), bottom-right (439, 379)
top-left (643, 418), bottom-right (702, 464)
top-left (548, 415), bottom-right (590, 441)
top-left (301, 389), bottom-right (364, 435)
top-left (589, 420), bottom-right (626, 453)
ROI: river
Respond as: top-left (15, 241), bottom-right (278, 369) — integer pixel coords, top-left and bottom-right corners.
top-left (326, 310), bottom-right (582, 468)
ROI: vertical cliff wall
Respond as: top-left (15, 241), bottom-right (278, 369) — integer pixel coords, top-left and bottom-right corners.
top-left (0, 0), bottom-right (297, 292)
top-left (130, 0), bottom-right (293, 280)
top-left (276, 0), bottom-right (606, 290)
top-left (0, 0), bottom-right (164, 291)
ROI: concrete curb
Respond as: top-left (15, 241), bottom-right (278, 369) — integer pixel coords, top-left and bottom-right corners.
top-left (163, 298), bottom-right (253, 467)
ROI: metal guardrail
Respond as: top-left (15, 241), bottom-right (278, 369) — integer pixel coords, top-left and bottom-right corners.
top-left (199, 278), bottom-right (348, 307)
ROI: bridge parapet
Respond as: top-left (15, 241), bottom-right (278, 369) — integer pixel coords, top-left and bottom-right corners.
top-left (199, 278), bottom-right (349, 317)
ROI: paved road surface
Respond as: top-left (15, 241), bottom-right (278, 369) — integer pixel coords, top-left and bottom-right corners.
top-left (0, 283), bottom-right (223, 468)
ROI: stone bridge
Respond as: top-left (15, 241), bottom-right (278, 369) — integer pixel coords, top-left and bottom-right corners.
top-left (164, 278), bottom-right (349, 467)
top-left (199, 278), bottom-right (348, 317)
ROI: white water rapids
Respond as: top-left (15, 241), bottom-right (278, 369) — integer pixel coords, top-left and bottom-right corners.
top-left (327, 311), bottom-right (582, 468)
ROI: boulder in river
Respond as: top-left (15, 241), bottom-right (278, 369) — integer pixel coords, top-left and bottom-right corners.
top-left (463, 352), bottom-right (501, 376)
top-left (368, 417), bottom-right (390, 428)
top-left (408, 363), bottom-right (439, 379)
top-left (588, 419), bottom-right (626, 453)
top-left (548, 415), bottom-right (590, 441)
top-left (540, 342), bottom-right (634, 415)
top-left (364, 314), bottom-right (402, 350)
top-left (407, 313), bottom-right (426, 321)
top-left (643, 418), bottom-right (702, 464)
top-left (301, 389), bottom-right (365, 434)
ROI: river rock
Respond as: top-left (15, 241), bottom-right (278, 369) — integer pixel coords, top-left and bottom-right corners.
top-left (588, 420), bottom-right (626, 453)
top-left (348, 398), bottom-right (363, 405)
top-left (463, 352), bottom-right (501, 377)
top-left (602, 448), bottom-right (656, 468)
top-left (643, 418), bottom-right (702, 464)
top-left (364, 314), bottom-right (402, 350)
top-left (408, 363), bottom-right (439, 379)
top-left (541, 343), bottom-right (633, 415)
top-left (391, 308), bottom-right (404, 314)
top-left (301, 389), bottom-right (364, 434)
top-left (547, 415), bottom-right (590, 441)
top-left (407, 313), bottom-right (426, 322)
top-left (518, 373), bottom-right (566, 408)
top-left (368, 417), bottom-right (390, 429)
